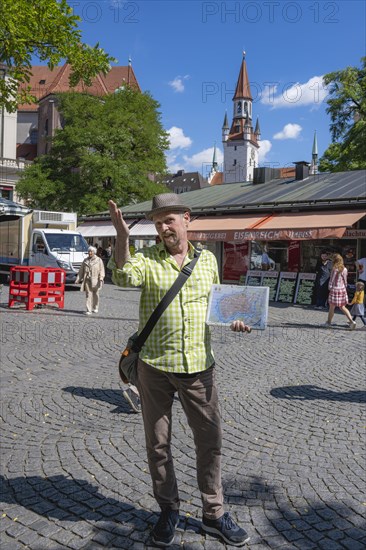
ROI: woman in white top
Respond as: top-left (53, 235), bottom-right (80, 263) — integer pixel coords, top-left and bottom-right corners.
top-left (76, 246), bottom-right (105, 314)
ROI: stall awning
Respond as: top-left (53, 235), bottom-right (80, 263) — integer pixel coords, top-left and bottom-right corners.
top-left (187, 215), bottom-right (266, 242)
top-left (254, 210), bottom-right (366, 240)
top-left (77, 219), bottom-right (137, 238)
top-left (129, 219), bottom-right (157, 237)
top-left (187, 210), bottom-right (366, 241)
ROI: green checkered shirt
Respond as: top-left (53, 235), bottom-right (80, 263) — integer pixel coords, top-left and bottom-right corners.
top-left (109, 242), bottom-right (219, 373)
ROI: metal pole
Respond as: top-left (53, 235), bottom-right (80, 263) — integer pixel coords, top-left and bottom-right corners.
top-left (0, 67), bottom-right (5, 160)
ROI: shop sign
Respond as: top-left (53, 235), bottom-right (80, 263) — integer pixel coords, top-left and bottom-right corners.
top-left (188, 227), bottom-right (346, 241)
top-left (261, 271), bottom-right (280, 301)
top-left (294, 273), bottom-right (316, 305)
top-left (343, 229), bottom-right (366, 238)
top-left (245, 270), bottom-right (263, 286)
top-left (276, 272), bottom-right (298, 303)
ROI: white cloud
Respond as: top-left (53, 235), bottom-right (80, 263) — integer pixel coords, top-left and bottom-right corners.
top-left (273, 123), bottom-right (302, 140)
top-left (167, 127), bottom-right (192, 150)
top-left (258, 140), bottom-right (272, 163)
top-left (260, 76), bottom-right (328, 109)
top-left (166, 153), bottom-right (183, 174)
top-left (168, 75), bottom-right (190, 93)
top-left (183, 147), bottom-right (223, 171)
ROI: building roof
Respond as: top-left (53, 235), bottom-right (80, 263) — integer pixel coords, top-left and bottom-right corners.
top-left (155, 171), bottom-right (208, 192)
top-left (18, 64), bottom-right (140, 111)
top-left (84, 170), bottom-right (366, 221)
top-left (210, 172), bottom-right (224, 185)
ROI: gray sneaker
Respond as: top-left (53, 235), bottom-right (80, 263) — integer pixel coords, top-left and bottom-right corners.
top-left (122, 385), bottom-right (141, 413)
top-left (202, 512), bottom-right (250, 546)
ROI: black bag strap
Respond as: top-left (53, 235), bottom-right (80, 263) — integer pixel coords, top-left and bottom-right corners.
top-left (132, 249), bottom-right (201, 352)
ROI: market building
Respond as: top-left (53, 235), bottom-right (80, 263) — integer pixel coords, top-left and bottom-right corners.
top-left (78, 167), bottom-right (366, 294)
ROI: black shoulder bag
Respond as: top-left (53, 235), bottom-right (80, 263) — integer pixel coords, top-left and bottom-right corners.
top-left (118, 250), bottom-right (201, 385)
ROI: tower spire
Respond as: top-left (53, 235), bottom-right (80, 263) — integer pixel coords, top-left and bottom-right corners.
top-left (310, 130), bottom-right (318, 175)
top-left (254, 117), bottom-right (261, 140)
top-left (212, 142), bottom-right (218, 170)
top-left (233, 53), bottom-right (252, 100)
top-left (222, 111), bottom-right (229, 142)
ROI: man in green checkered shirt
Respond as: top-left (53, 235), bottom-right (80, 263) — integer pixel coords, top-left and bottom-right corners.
top-left (109, 193), bottom-right (250, 547)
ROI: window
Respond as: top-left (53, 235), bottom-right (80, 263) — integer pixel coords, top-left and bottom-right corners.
top-left (233, 159), bottom-right (237, 166)
top-left (0, 188), bottom-right (13, 200)
top-left (30, 129), bottom-right (38, 144)
top-left (39, 79), bottom-right (46, 85)
top-left (45, 233), bottom-right (88, 253)
top-left (44, 119), bottom-right (49, 136)
top-left (234, 146), bottom-right (237, 151)
top-left (33, 234), bottom-right (46, 253)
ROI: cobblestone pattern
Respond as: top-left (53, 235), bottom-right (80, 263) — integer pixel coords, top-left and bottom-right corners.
top-left (0, 283), bottom-right (365, 549)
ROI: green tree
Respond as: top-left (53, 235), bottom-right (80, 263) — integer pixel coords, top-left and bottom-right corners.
top-left (17, 88), bottom-right (169, 214)
top-left (319, 57), bottom-right (366, 171)
top-left (0, 0), bottom-right (115, 112)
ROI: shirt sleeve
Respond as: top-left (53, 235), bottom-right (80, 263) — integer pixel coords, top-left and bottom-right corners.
top-left (108, 253), bottom-right (146, 288)
top-left (211, 254), bottom-right (220, 284)
top-left (100, 258), bottom-right (105, 280)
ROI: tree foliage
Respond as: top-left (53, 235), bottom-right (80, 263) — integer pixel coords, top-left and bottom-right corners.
top-left (0, 0), bottom-right (115, 112)
top-left (319, 57), bottom-right (366, 172)
top-left (17, 88), bottom-right (169, 214)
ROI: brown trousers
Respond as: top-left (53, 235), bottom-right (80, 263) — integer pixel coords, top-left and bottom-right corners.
top-left (136, 359), bottom-right (224, 519)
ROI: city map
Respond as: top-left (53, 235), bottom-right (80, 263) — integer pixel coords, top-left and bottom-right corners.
top-left (206, 284), bottom-right (269, 329)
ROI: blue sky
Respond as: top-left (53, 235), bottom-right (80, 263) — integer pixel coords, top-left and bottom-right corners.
top-left (68, 0), bottom-right (365, 176)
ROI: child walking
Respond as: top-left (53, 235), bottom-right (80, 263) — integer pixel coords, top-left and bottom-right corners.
top-left (348, 281), bottom-right (366, 328)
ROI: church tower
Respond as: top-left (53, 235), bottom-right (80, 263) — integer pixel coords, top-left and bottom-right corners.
top-left (223, 53), bottom-right (260, 183)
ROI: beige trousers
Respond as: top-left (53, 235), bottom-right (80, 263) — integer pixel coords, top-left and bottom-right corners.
top-left (84, 280), bottom-right (100, 312)
top-left (136, 359), bottom-right (224, 519)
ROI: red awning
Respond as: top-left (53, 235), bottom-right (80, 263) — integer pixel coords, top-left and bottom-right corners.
top-left (187, 214), bottom-right (266, 242)
top-left (187, 210), bottom-right (366, 241)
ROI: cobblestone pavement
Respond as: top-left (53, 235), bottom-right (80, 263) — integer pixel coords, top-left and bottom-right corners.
top-left (1, 282), bottom-right (365, 550)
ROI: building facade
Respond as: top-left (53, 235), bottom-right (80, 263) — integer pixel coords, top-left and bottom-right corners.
top-left (16, 62), bottom-right (140, 161)
top-left (0, 64), bottom-right (30, 201)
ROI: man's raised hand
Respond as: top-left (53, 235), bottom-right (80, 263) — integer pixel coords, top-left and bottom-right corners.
top-left (108, 200), bottom-right (130, 239)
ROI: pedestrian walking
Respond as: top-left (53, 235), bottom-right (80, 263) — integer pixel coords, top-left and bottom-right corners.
top-left (76, 246), bottom-right (105, 315)
top-left (314, 250), bottom-right (332, 309)
top-left (324, 253), bottom-right (356, 329)
top-left (348, 281), bottom-right (366, 328)
top-left (108, 193), bottom-right (251, 547)
top-left (356, 256), bottom-right (366, 285)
